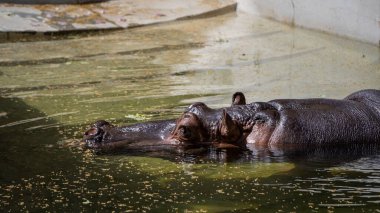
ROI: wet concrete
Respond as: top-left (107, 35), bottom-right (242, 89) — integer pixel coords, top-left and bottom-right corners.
top-left (0, 0), bottom-right (236, 33)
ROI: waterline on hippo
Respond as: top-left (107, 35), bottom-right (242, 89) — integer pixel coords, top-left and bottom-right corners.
top-left (83, 92), bottom-right (247, 151)
top-left (83, 89), bottom-right (380, 152)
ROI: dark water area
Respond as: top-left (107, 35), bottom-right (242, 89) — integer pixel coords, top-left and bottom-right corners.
top-left (1, 13), bottom-right (380, 212)
top-left (1, 98), bottom-right (380, 212)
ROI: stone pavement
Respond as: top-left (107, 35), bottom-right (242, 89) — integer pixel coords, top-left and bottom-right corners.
top-left (0, 0), bottom-right (236, 33)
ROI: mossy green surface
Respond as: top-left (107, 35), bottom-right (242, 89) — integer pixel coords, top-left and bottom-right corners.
top-left (124, 156), bottom-right (295, 179)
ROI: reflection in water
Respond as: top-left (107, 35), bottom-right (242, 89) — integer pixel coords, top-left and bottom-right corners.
top-left (294, 155), bottom-right (380, 208)
top-left (4, 135), bottom-right (380, 211)
top-left (88, 138), bottom-right (380, 166)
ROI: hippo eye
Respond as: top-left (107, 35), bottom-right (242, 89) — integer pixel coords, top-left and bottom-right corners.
top-left (179, 126), bottom-right (192, 138)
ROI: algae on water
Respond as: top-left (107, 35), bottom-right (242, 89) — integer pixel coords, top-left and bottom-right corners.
top-left (123, 156), bottom-right (295, 180)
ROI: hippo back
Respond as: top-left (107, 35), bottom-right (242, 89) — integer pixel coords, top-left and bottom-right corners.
top-left (268, 90), bottom-right (380, 146)
top-left (344, 89), bottom-right (380, 114)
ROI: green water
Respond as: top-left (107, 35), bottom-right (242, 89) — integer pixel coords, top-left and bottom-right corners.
top-left (1, 13), bottom-right (380, 212)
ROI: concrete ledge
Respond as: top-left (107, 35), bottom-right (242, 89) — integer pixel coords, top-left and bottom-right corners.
top-left (0, 0), bottom-right (237, 33)
top-left (238, 0), bottom-right (380, 46)
top-left (0, 0), bottom-right (106, 4)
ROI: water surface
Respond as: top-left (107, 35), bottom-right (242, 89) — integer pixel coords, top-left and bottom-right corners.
top-left (1, 12), bottom-right (380, 212)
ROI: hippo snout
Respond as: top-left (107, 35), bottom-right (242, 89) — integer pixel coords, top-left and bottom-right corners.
top-left (83, 120), bottom-right (112, 148)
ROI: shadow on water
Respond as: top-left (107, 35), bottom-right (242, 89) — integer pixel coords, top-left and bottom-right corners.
top-left (0, 97), bottom-right (80, 182)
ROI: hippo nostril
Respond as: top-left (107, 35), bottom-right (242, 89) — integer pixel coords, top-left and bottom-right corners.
top-left (85, 127), bottom-right (99, 136)
top-left (83, 126), bottom-right (106, 144)
top-left (83, 120), bottom-right (114, 148)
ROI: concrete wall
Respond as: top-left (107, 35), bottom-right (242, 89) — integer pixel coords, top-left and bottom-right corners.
top-left (238, 0), bottom-right (380, 46)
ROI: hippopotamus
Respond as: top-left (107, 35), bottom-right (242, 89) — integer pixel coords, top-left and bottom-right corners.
top-left (83, 89), bottom-right (380, 151)
top-left (82, 93), bottom-right (244, 151)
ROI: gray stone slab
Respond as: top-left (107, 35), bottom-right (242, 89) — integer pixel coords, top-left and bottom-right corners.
top-left (0, 0), bottom-right (237, 32)
top-left (0, 0), bottom-right (106, 4)
top-left (0, 7), bottom-right (57, 31)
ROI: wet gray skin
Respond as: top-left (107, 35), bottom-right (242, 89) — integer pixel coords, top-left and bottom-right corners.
top-left (175, 89), bottom-right (380, 148)
top-left (84, 89), bottom-right (380, 152)
top-left (83, 119), bottom-right (177, 150)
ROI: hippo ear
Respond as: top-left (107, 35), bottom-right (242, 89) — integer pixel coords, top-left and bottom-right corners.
top-left (220, 110), bottom-right (242, 142)
top-left (232, 92), bottom-right (246, 106)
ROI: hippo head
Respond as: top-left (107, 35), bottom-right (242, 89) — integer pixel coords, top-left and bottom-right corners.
top-left (170, 107), bottom-right (244, 146)
top-left (82, 92), bottom-right (249, 150)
